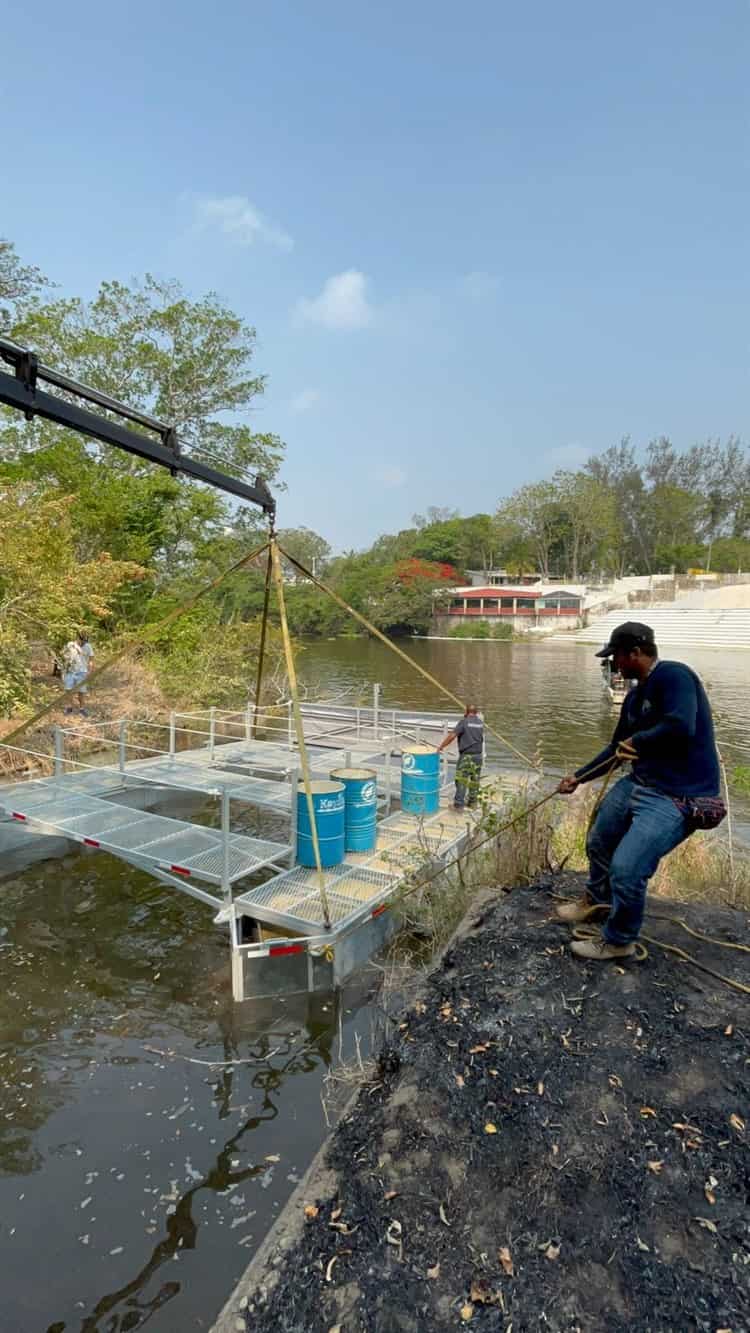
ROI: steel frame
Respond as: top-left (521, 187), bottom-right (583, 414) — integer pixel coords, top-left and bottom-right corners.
top-left (0, 336), bottom-right (275, 516)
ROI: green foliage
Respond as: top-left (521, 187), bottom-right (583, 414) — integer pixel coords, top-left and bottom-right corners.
top-left (0, 624), bottom-right (33, 716)
top-left (495, 436), bottom-right (750, 579)
top-left (145, 605), bottom-right (284, 708)
top-left (0, 244), bottom-right (290, 716)
top-left (277, 527), bottom-right (332, 578)
top-left (448, 620), bottom-right (513, 640)
top-left (0, 237), bottom-right (50, 326)
top-left (730, 765), bottom-right (750, 797)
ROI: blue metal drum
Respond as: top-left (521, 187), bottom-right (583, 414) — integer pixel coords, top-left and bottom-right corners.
top-left (296, 780), bottom-right (345, 867)
top-left (400, 746), bottom-right (440, 815)
top-left (330, 766), bottom-right (378, 851)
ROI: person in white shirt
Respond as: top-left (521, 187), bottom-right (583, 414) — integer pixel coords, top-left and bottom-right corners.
top-left (62, 631), bottom-right (94, 715)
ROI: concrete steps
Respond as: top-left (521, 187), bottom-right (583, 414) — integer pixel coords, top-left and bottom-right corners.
top-left (575, 608), bottom-right (750, 648)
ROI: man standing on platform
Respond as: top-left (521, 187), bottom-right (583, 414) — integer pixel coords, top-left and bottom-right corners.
top-left (437, 703), bottom-right (485, 810)
top-left (556, 622), bottom-right (723, 962)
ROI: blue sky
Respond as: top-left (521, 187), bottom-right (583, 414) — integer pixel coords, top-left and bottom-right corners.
top-left (3, 0), bottom-right (748, 550)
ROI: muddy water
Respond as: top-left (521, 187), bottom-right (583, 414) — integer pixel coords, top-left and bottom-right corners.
top-left (0, 852), bottom-right (376, 1332)
top-left (2, 636), bottom-right (748, 1332)
top-left (298, 637), bottom-right (750, 831)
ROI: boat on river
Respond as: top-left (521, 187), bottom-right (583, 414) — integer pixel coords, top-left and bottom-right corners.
top-left (601, 659), bottom-right (630, 706)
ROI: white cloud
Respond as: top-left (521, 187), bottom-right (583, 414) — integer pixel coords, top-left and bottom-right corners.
top-left (191, 194), bottom-right (293, 251)
top-left (294, 270), bottom-right (373, 330)
top-left (542, 443), bottom-right (590, 470)
top-left (289, 388), bottom-right (321, 415)
top-left (371, 464), bottom-right (407, 489)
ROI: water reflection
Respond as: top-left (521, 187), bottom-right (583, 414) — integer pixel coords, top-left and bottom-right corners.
top-left (73, 1009), bottom-right (337, 1333)
top-left (1, 854), bottom-right (374, 1333)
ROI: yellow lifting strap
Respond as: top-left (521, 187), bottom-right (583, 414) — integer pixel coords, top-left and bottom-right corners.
top-left (252, 545), bottom-right (274, 740)
top-left (277, 544), bottom-right (536, 770)
top-left (269, 538), bottom-right (333, 931)
top-left (2, 537), bottom-right (271, 750)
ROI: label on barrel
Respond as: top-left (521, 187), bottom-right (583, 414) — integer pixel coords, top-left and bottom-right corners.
top-left (319, 796), bottom-right (345, 812)
top-left (402, 753), bottom-right (416, 771)
top-left (360, 781), bottom-right (377, 803)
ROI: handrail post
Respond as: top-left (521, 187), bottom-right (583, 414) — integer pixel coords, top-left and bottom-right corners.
top-left (118, 720), bottom-right (127, 773)
top-left (54, 726), bottom-right (64, 779)
top-left (245, 703), bottom-right (252, 743)
top-left (209, 706), bottom-right (216, 763)
top-left (168, 711), bottom-right (176, 760)
top-left (287, 699), bottom-right (293, 749)
top-left (289, 765), bottom-right (299, 865)
top-left (373, 682), bottom-right (380, 739)
top-left (385, 749), bottom-right (392, 813)
top-left (221, 787), bottom-right (231, 908)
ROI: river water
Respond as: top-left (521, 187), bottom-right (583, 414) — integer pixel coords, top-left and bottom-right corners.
top-left (1, 638), bottom-right (748, 1332)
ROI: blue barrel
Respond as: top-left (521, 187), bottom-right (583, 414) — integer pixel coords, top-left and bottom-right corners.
top-left (297, 780), bottom-right (345, 868)
top-left (330, 766), bottom-right (378, 852)
top-left (401, 745), bottom-right (440, 815)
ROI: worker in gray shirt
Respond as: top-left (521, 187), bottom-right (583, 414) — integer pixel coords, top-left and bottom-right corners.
top-left (437, 704), bottom-right (485, 809)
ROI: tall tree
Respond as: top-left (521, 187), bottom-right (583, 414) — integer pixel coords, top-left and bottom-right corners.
top-left (0, 238), bottom-right (50, 327)
top-left (277, 526), bottom-right (332, 577)
top-left (495, 481), bottom-right (562, 579)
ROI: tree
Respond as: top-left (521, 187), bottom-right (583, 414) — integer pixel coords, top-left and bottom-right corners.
top-left (277, 526), bottom-right (332, 578)
top-left (412, 513), bottom-right (496, 572)
top-left (412, 506), bottom-right (460, 529)
top-left (495, 481), bottom-right (562, 578)
top-left (552, 471), bottom-right (619, 580)
top-left (0, 482), bottom-right (146, 711)
top-left (7, 275), bottom-right (284, 484)
top-left (645, 484), bottom-right (703, 571)
top-left (585, 438), bottom-right (649, 575)
top-left (0, 239), bottom-right (50, 327)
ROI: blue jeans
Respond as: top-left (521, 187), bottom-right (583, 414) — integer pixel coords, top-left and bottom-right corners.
top-left (586, 775), bottom-right (691, 945)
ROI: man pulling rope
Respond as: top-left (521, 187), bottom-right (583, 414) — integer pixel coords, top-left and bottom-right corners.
top-left (556, 621), bottom-right (726, 962)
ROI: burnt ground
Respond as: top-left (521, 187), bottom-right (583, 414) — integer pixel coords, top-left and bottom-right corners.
top-left (240, 878), bottom-right (750, 1333)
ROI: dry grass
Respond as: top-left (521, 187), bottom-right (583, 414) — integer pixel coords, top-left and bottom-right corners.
top-left (0, 656), bottom-right (170, 778)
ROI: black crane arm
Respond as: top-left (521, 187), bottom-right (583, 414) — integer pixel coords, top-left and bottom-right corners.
top-left (0, 335), bottom-right (276, 517)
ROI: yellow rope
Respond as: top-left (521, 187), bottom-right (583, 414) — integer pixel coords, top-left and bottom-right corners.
top-left (276, 544), bottom-right (537, 771)
top-left (570, 924), bottom-right (750, 995)
top-left (389, 760), bottom-right (749, 997)
top-left (1, 537), bottom-right (272, 750)
top-left (269, 538), bottom-right (332, 930)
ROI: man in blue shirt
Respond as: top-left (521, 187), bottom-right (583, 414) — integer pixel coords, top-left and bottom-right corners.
top-left (437, 704), bottom-right (485, 809)
top-left (556, 622), bottom-right (721, 961)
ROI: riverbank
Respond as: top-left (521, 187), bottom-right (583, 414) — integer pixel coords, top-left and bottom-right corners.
top-left (217, 876), bottom-right (750, 1333)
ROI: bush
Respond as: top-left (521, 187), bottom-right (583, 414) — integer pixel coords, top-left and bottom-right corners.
top-left (448, 620), bottom-right (513, 640)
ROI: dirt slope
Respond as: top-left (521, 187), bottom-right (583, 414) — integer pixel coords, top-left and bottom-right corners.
top-left (241, 879), bottom-right (749, 1333)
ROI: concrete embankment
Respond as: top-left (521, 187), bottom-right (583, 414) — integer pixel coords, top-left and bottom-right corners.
top-left (213, 878), bottom-right (749, 1333)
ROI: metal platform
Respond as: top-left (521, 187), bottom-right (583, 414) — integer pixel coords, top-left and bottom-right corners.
top-left (0, 781), bottom-right (290, 897)
top-left (0, 696), bottom-right (521, 1000)
top-left (234, 862), bottom-right (398, 933)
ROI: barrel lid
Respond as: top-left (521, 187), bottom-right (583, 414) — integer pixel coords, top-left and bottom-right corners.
top-left (329, 767), bottom-right (377, 780)
top-left (402, 744), bottom-right (436, 755)
top-left (297, 779), bottom-right (344, 794)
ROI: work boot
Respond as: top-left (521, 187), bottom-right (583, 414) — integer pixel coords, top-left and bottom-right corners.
top-left (570, 936), bottom-right (636, 961)
top-left (555, 894), bottom-right (607, 923)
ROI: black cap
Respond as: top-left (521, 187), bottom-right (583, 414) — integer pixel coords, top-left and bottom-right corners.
top-left (595, 621), bottom-right (656, 658)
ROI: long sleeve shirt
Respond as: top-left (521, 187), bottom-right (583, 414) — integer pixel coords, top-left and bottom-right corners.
top-left (574, 660), bottom-right (720, 798)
